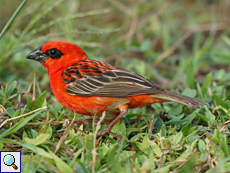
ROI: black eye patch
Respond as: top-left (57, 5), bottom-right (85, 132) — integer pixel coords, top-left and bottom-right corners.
top-left (45, 48), bottom-right (64, 59)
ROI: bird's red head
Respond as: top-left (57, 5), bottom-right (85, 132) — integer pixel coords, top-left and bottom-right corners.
top-left (26, 40), bottom-right (88, 74)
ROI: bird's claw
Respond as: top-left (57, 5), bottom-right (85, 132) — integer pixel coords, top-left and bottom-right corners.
top-left (97, 129), bottom-right (122, 141)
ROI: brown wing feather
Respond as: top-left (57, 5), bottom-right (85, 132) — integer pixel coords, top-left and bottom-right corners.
top-left (62, 59), bottom-right (164, 97)
top-left (62, 59), bottom-right (207, 108)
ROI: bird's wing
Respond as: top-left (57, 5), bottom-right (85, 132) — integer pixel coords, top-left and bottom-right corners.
top-left (62, 59), bottom-right (164, 97)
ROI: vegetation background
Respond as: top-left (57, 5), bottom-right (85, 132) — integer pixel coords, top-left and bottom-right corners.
top-left (0, 0), bottom-right (230, 172)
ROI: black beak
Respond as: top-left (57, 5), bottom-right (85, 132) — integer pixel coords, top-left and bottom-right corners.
top-left (26, 46), bottom-right (48, 62)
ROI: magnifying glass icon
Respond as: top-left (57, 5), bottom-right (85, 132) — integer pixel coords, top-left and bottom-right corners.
top-left (3, 154), bottom-right (18, 170)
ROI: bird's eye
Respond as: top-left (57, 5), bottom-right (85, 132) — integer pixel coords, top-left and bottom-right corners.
top-left (46, 48), bottom-right (64, 59)
top-left (50, 49), bottom-right (57, 55)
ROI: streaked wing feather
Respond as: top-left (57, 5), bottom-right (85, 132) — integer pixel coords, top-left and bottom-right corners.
top-left (62, 59), bottom-right (207, 108)
top-left (63, 59), bottom-right (164, 97)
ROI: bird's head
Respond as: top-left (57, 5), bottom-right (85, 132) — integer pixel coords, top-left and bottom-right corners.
top-left (26, 40), bottom-right (88, 74)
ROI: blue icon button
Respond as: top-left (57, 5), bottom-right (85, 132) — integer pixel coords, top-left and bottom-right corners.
top-left (3, 154), bottom-right (18, 170)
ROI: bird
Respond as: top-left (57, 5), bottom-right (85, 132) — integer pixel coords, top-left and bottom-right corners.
top-left (26, 40), bottom-right (207, 140)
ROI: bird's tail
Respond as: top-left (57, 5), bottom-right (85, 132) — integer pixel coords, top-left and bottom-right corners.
top-left (151, 90), bottom-right (207, 108)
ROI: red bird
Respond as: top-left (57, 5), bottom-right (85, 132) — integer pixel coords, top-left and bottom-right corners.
top-left (27, 40), bottom-right (207, 139)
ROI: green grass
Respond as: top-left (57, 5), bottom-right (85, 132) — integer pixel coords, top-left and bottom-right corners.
top-left (1, 0), bottom-right (230, 172)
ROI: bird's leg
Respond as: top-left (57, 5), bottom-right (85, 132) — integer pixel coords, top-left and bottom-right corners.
top-left (97, 104), bottom-right (128, 140)
top-left (109, 132), bottom-right (122, 141)
top-left (74, 118), bottom-right (113, 125)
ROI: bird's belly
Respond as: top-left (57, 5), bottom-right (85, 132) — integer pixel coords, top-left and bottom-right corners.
top-left (52, 85), bottom-right (129, 116)
top-left (128, 94), bottom-right (166, 108)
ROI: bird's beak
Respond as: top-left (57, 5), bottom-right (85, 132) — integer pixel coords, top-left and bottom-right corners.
top-left (26, 46), bottom-right (48, 62)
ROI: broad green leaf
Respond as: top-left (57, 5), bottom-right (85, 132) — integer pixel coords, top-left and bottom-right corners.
top-left (24, 137), bottom-right (34, 145)
top-left (22, 131), bottom-right (28, 141)
top-left (205, 110), bottom-right (215, 123)
top-left (200, 152), bottom-right (208, 162)
top-left (169, 105), bottom-right (182, 116)
top-left (196, 113), bottom-right (209, 123)
top-left (181, 122), bottom-right (191, 137)
top-left (198, 140), bottom-right (206, 152)
top-left (168, 126), bottom-right (177, 135)
top-left (31, 129), bottom-right (38, 138)
top-left (21, 143), bottom-right (52, 158)
top-left (149, 140), bottom-right (162, 157)
top-left (213, 94), bottom-right (228, 110)
top-left (104, 144), bottom-right (116, 158)
top-left (202, 72), bottom-right (212, 93)
top-left (197, 82), bottom-right (205, 103)
top-left (46, 126), bottom-right (52, 140)
top-left (220, 162), bottom-right (230, 172)
top-left (218, 156), bottom-right (230, 165)
top-left (173, 131), bottom-right (182, 145)
top-left (1, 85), bottom-right (6, 96)
top-left (33, 134), bottom-right (50, 146)
top-left (111, 119), bottom-right (126, 136)
top-left (0, 138), bottom-right (20, 144)
top-left (154, 115), bottom-right (163, 132)
top-left (183, 112), bottom-right (197, 126)
top-left (33, 91), bottom-right (47, 110)
top-left (136, 136), bottom-right (152, 155)
top-left (27, 98), bottom-right (32, 110)
top-left (167, 114), bottom-right (184, 122)
top-left (161, 125), bottom-right (166, 136)
top-left (85, 133), bottom-right (93, 151)
top-left (49, 150), bottom-right (73, 173)
top-left (6, 107), bottom-right (15, 118)
top-left (54, 102), bottom-right (63, 112)
top-left (186, 130), bottom-right (199, 140)
top-left (0, 110), bottom-right (42, 138)
top-left (219, 134), bottom-right (229, 157)
top-left (6, 80), bottom-right (17, 96)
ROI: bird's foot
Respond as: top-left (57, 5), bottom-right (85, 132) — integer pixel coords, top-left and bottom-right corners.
top-left (96, 104), bottom-right (128, 141)
top-left (97, 129), bottom-right (122, 141)
top-left (109, 132), bottom-right (122, 141)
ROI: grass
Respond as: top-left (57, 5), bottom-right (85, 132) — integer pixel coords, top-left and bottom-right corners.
top-left (1, 0), bottom-right (230, 172)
